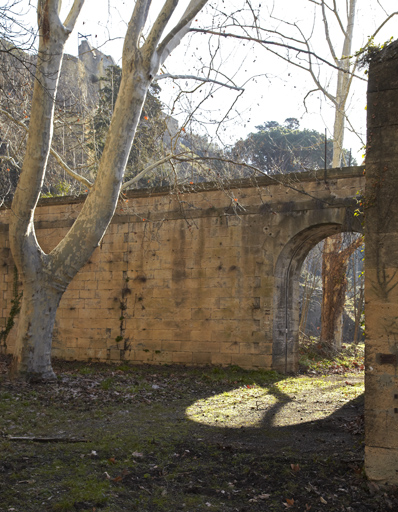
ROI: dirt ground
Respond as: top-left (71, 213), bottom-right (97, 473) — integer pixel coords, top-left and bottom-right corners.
top-left (0, 356), bottom-right (396, 512)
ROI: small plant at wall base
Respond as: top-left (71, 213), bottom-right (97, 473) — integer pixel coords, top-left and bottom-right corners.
top-left (0, 266), bottom-right (22, 352)
top-left (299, 334), bottom-right (364, 373)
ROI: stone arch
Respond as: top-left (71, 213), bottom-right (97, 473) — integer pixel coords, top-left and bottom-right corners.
top-left (272, 219), bottom-right (362, 373)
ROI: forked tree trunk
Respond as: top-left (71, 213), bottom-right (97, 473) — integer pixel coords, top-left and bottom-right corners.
top-left (9, 0), bottom-right (208, 380)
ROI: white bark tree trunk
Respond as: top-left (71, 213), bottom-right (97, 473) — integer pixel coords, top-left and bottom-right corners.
top-left (331, 0), bottom-right (356, 167)
top-left (10, 0), bottom-right (208, 380)
top-left (10, 279), bottom-right (63, 379)
top-left (9, 0), bottom-right (83, 379)
top-left (320, 0), bottom-right (356, 349)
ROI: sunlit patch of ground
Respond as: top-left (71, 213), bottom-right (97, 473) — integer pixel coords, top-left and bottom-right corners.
top-left (186, 375), bottom-right (364, 428)
top-left (186, 385), bottom-right (278, 427)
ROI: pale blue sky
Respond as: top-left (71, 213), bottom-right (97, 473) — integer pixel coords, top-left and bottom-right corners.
top-left (22, 1), bottom-right (398, 159)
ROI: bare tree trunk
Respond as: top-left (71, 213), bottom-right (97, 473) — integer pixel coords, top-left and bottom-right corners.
top-left (321, 236), bottom-right (346, 349)
top-left (299, 273), bottom-right (311, 334)
top-left (353, 255), bottom-right (365, 343)
top-left (10, 279), bottom-right (63, 379)
top-left (330, 0), bottom-right (356, 168)
top-left (299, 268), bottom-right (319, 335)
top-left (320, 0), bottom-right (357, 348)
top-left (9, 0), bottom-right (209, 380)
top-left (9, 1), bottom-right (80, 380)
top-left (320, 235), bottom-right (363, 349)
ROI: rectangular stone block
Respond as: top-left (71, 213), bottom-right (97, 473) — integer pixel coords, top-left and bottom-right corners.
top-left (366, 235), bottom-right (398, 270)
top-left (161, 340), bottom-right (181, 351)
top-left (56, 308), bottom-right (79, 320)
top-left (189, 330), bottom-right (212, 342)
top-left (365, 446), bottom-right (398, 484)
top-left (211, 330), bottom-right (234, 342)
top-left (172, 351), bottom-right (193, 363)
top-left (84, 280), bottom-right (99, 290)
top-left (220, 341), bottom-right (240, 353)
top-left (251, 355), bottom-right (272, 368)
top-left (239, 341), bottom-right (270, 355)
top-left (180, 341), bottom-right (220, 353)
top-left (211, 353), bottom-right (232, 365)
top-left (210, 308), bottom-right (236, 320)
top-left (365, 409), bottom-right (398, 450)
top-left (153, 351), bottom-right (173, 363)
top-left (134, 350), bottom-right (154, 362)
top-left (192, 352), bottom-right (212, 364)
top-left (171, 329), bottom-right (191, 341)
top-left (134, 329), bottom-right (174, 341)
top-left (78, 308), bottom-right (113, 320)
top-left (230, 354), bottom-right (254, 368)
top-left (92, 349), bottom-right (109, 361)
top-left (133, 340), bottom-right (162, 351)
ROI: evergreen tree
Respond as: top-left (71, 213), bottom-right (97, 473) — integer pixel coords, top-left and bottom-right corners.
top-left (232, 118), bottom-right (354, 174)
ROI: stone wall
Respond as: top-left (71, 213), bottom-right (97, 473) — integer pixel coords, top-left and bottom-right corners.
top-left (365, 41), bottom-right (398, 484)
top-left (0, 168), bottom-right (363, 369)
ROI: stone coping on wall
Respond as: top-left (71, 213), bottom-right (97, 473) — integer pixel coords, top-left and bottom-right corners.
top-left (0, 165), bottom-right (365, 211)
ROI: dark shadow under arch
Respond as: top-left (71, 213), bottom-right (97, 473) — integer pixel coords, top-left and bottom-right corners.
top-left (272, 221), bottom-right (362, 373)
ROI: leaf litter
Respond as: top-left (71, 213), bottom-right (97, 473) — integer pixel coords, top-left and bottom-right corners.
top-left (0, 355), bottom-right (397, 511)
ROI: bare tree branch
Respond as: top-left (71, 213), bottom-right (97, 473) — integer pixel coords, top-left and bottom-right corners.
top-left (122, 0), bottom-right (151, 65)
top-left (190, 28), bottom-right (354, 73)
top-left (321, 1), bottom-right (339, 61)
top-left (121, 153), bottom-right (186, 191)
top-left (154, 73), bottom-right (244, 91)
top-left (0, 108), bottom-right (93, 189)
top-left (157, 0), bottom-right (209, 66)
top-left (0, 155), bottom-right (21, 169)
top-left (63, 0), bottom-right (86, 34)
top-left (144, 0), bottom-right (181, 59)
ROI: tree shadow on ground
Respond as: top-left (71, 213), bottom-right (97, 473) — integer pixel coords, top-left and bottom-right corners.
top-left (181, 373), bottom-right (364, 457)
top-left (0, 358), bottom-right (374, 512)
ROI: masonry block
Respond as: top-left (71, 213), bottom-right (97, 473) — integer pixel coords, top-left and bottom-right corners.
top-left (230, 354), bottom-right (254, 368)
top-left (153, 351), bottom-right (173, 363)
top-left (134, 350), bottom-right (154, 362)
top-left (109, 349), bottom-right (121, 361)
top-left (133, 340), bottom-right (162, 351)
top-left (172, 351), bottom-right (193, 363)
top-left (192, 352), bottom-right (212, 364)
top-left (211, 353), bottom-right (233, 365)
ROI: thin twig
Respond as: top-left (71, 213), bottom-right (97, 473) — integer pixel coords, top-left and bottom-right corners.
top-left (7, 436), bottom-right (89, 443)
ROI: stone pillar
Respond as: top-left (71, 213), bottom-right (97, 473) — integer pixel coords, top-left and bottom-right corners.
top-left (365, 41), bottom-right (398, 483)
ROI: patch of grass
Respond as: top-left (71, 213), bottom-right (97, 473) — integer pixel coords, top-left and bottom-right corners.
top-left (77, 366), bottom-right (97, 376)
top-left (100, 376), bottom-right (116, 390)
top-left (299, 336), bottom-right (365, 373)
top-left (116, 363), bottom-right (132, 373)
top-left (0, 357), bottom-right (380, 512)
top-left (52, 478), bottom-right (110, 511)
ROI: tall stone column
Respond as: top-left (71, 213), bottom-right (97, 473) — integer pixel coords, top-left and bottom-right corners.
top-left (365, 40), bottom-right (398, 483)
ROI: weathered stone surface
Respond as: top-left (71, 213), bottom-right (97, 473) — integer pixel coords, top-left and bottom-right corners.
top-left (365, 446), bottom-right (398, 484)
top-left (0, 168), bottom-right (363, 371)
top-left (365, 41), bottom-right (398, 484)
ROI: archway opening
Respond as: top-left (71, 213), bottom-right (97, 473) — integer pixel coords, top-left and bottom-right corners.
top-left (299, 233), bottom-right (364, 366)
top-left (272, 223), bottom-right (362, 373)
